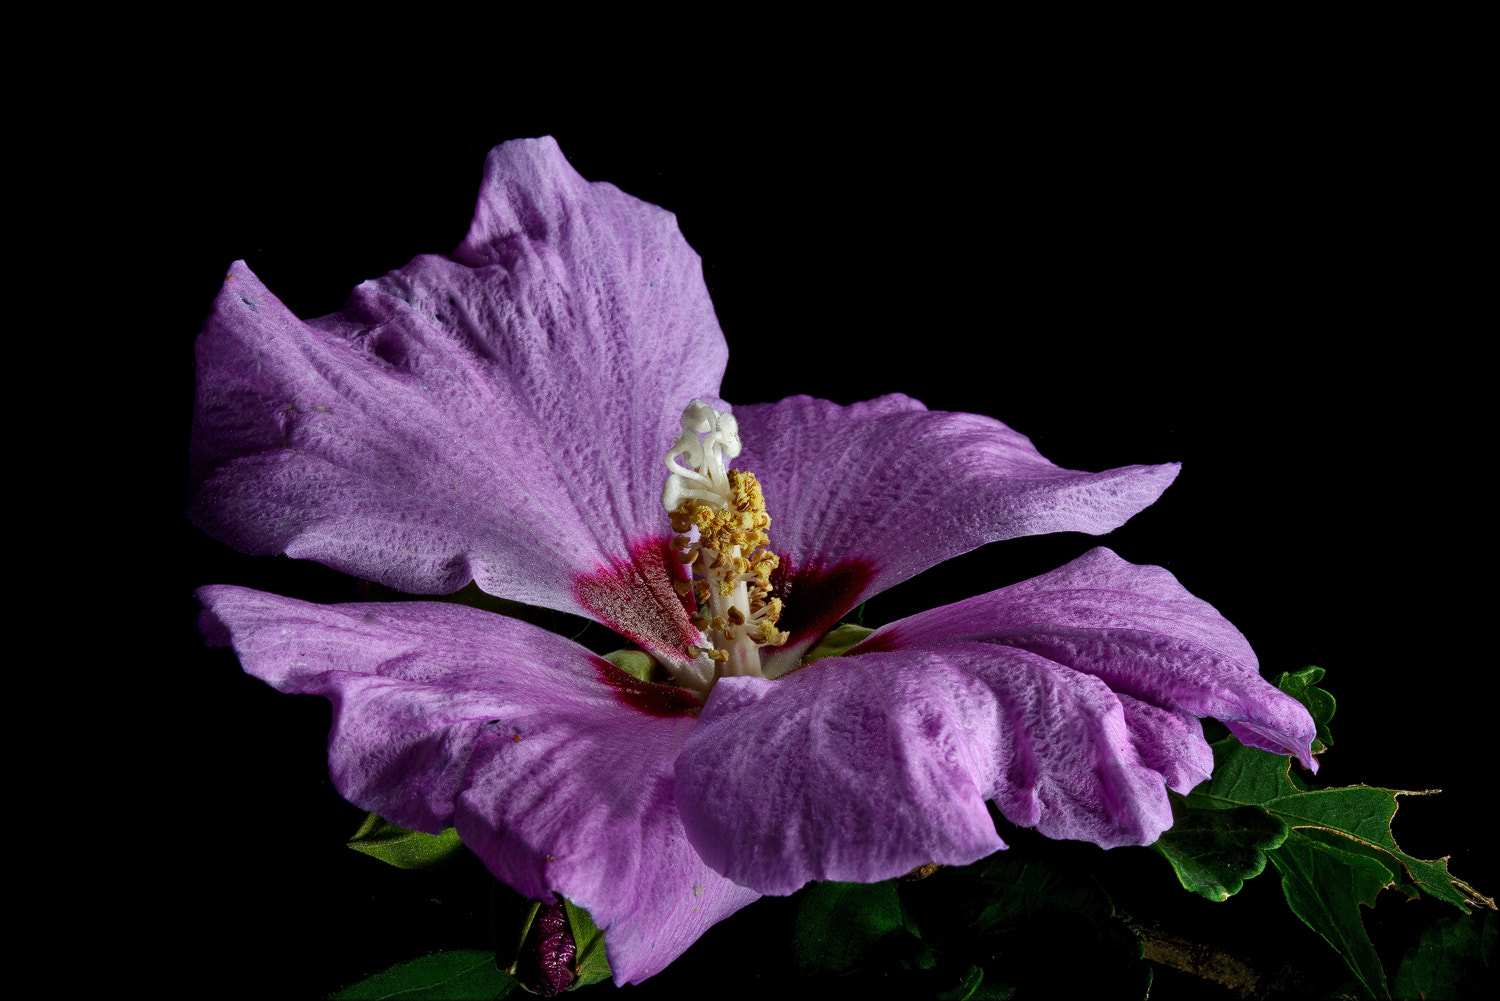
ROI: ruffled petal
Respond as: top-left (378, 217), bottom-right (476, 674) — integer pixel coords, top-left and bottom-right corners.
top-left (675, 657), bottom-right (1005, 896)
top-left (677, 642), bottom-right (1173, 896)
top-left (857, 547), bottom-right (1317, 769)
top-left (731, 395), bottom-right (1180, 671)
top-left (1115, 694), bottom-right (1215, 795)
top-left (676, 548), bottom-right (1314, 896)
top-left (456, 721), bottom-right (758, 985)
top-left (197, 586), bottom-right (755, 985)
top-left (190, 136), bottom-right (724, 665)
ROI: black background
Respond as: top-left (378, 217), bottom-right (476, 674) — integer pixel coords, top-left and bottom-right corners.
top-left (147, 73), bottom-right (1488, 997)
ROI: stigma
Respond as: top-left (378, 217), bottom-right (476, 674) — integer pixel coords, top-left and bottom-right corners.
top-left (662, 400), bottom-right (785, 683)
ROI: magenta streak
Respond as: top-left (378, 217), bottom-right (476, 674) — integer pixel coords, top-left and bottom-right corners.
top-left (593, 657), bottom-right (703, 717)
top-left (768, 555), bottom-right (876, 648)
top-left (572, 537), bottom-right (698, 660)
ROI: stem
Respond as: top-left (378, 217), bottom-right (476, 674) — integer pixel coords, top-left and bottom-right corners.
top-left (1125, 916), bottom-right (1284, 998)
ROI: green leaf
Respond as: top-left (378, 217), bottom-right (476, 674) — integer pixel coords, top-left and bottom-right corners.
top-left (1152, 798), bottom-right (1289, 900)
top-left (792, 880), bottom-right (910, 977)
top-left (348, 814), bottom-right (466, 870)
top-left (562, 898), bottom-right (612, 989)
top-left (1165, 668), bottom-right (1490, 996)
top-left (1275, 664), bottom-right (1336, 752)
top-left (330, 950), bottom-right (517, 1000)
top-left (1182, 668), bottom-right (1473, 910)
top-left (1185, 738), bottom-right (1471, 910)
top-left (1295, 827), bottom-right (1418, 900)
top-left (1271, 830), bottom-right (1393, 998)
top-left (1394, 909), bottom-right (1498, 999)
top-left (801, 622), bottom-right (875, 665)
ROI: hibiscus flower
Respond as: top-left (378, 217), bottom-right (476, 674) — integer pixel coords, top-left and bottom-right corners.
top-left (191, 136), bottom-right (1316, 986)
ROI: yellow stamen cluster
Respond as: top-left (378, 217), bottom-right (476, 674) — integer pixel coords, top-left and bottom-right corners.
top-left (669, 469), bottom-right (786, 651)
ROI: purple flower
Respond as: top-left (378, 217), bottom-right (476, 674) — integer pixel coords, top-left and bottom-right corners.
top-left (192, 137), bottom-right (1316, 985)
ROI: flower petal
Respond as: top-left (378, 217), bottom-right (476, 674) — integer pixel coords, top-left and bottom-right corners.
top-left (198, 586), bottom-right (755, 985)
top-left (677, 643), bottom-right (1172, 896)
top-left (857, 547), bottom-right (1317, 769)
top-left (676, 657), bottom-right (1006, 897)
top-left (676, 548), bottom-right (1314, 896)
top-left (456, 722), bottom-right (759, 986)
top-left (731, 394), bottom-right (1180, 670)
top-left (190, 136), bottom-right (723, 665)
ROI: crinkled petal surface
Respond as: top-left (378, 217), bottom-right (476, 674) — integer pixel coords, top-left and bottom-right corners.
top-left (675, 548), bottom-right (1315, 896)
top-left (190, 137), bottom-right (723, 665)
top-left (860, 547), bottom-right (1318, 767)
top-left (198, 586), bottom-right (757, 985)
top-left (732, 395), bottom-right (1181, 671)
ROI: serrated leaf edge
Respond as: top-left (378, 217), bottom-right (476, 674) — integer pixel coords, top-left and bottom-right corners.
top-left (1193, 757), bottom-right (1489, 912)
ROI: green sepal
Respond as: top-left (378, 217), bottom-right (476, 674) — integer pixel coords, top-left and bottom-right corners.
top-left (492, 889), bottom-right (539, 977)
top-left (1151, 797), bottom-right (1289, 900)
top-left (330, 949), bottom-right (517, 1000)
top-left (348, 813), bottom-right (466, 870)
top-left (491, 882), bottom-right (612, 992)
top-left (601, 649), bottom-right (654, 682)
top-left (562, 898), bottom-right (612, 989)
top-left (801, 622), bottom-right (875, 665)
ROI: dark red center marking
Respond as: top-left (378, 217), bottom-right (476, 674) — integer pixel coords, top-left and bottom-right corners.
top-left (769, 555), bottom-right (876, 648)
top-left (572, 537), bottom-right (698, 659)
top-left (593, 658), bottom-right (703, 717)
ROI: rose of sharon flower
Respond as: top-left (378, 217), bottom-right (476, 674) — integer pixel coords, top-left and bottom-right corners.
top-left (192, 137), bottom-right (1316, 986)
